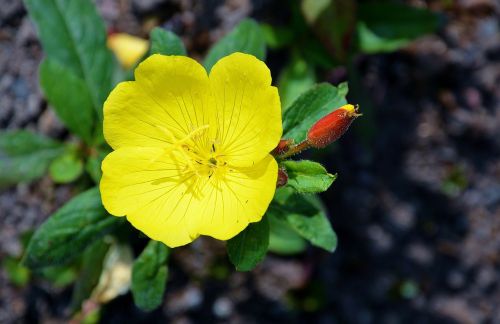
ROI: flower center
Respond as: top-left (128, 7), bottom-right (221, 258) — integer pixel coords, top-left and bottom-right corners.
top-left (158, 124), bottom-right (228, 180)
top-left (182, 143), bottom-right (227, 180)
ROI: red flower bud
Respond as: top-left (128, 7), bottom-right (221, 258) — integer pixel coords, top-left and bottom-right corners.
top-left (307, 104), bottom-right (361, 148)
top-left (276, 167), bottom-right (288, 188)
top-left (272, 139), bottom-right (294, 155)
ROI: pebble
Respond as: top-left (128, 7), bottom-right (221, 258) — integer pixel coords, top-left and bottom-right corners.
top-left (212, 297), bottom-right (233, 318)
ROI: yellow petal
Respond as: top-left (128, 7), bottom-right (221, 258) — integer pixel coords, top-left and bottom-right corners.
top-left (100, 146), bottom-right (278, 246)
top-left (107, 33), bottom-right (149, 69)
top-left (100, 146), bottom-right (196, 247)
top-left (189, 154), bottom-right (278, 240)
top-left (208, 52), bottom-right (282, 167)
top-left (103, 55), bottom-right (214, 150)
top-left (101, 147), bottom-right (184, 216)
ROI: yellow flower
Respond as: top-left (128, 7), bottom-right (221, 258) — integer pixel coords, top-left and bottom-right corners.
top-left (107, 33), bottom-right (149, 69)
top-left (100, 53), bottom-right (282, 247)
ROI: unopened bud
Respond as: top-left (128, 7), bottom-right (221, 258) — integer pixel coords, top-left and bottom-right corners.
top-left (272, 139), bottom-right (294, 155)
top-left (276, 168), bottom-right (288, 188)
top-left (307, 104), bottom-right (361, 148)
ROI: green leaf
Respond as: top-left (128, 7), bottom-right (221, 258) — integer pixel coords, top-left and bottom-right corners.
top-left (131, 240), bottom-right (169, 311)
top-left (204, 19), bottom-right (266, 72)
top-left (357, 22), bottom-right (411, 54)
top-left (282, 160), bottom-right (336, 193)
top-left (150, 27), bottom-right (186, 56)
top-left (38, 264), bottom-right (78, 287)
top-left (0, 130), bottom-right (64, 187)
top-left (49, 151), bottom-right (84, 183)
top-left (227, 218), bottom-right (269, 271)
top-left (85, 149), bottom-right (109, 183)
top-left (282, 82), bottom-right (348, 143)
top-left (24, 0), bottom-right (115, 120)
top-left (71, 240), bottom-right (110, 311)
top-left (301, 0), bottom-right (331, 23)
top-left (260, 23), bottom-right (293, 49)
top-left (268, 213), bottom-right (307, 255)
top-left (2, 257), bottom-right (31, 287)
top-left (278, 55), bottom-right (316, 111)
top-left (23, 188), bottom-right (121, 268)
top-left (357, 3), bottom-right (440, 54)
top-left (286, 207), bottom-right (337, 252)
top-left (271, 188), bottom-right (337, 252)
top-left (301, 0), bottom-right (357, 63)
top-left (301, 37), bottom-right (336, 69)
top-left (39, 59), bottom-right (95, 143)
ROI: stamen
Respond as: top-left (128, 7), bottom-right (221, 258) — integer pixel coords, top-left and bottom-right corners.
top-left (147, 124), bottom-right (228, 181)
top-left (148, 124), bottom-right (210, 165)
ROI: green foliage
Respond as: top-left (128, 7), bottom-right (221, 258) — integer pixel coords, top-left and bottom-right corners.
top-left (150, 27), bottom-right (187, 56)
top-left (268, 213), bottom-right (307, 255)
top-left (282, 160), bottom-right (336, 193)
top-left (131, 240), bottom-right (170, 311)
top-left (24, 0), bottom-right (116, 121)
top-left (227, 218), bottom-right (269, 271)
top-left (301, 0), bottom-right (331, 23)
top-left (2, 257), bottom-right (31, 287)
top-left (0, 130), bottom-right (64, 187)
top-left (357, 23), bottom-right (410, 54)
top-left (38, 264), bottom-right (78, 287)
top-left (40, 59), bottom-right (95, 143)
top-left (260, 23), bottom-right (294, 49)
top-left (271, 188), bottom-right (337, 252)
top-left (283, 82), bottom-right (348, 143)
top-left (204, 19), bottom-right (266, 72)
top-left (71, 241), bottom-right (110, 311)
top-left (301, 0), bottom-right (357, 63)
top-left (275, 1), bottom-right (336, 69)
top-left (85, 149), bottom-right (109, 183)
top-left (23, 188), bottom-right (121, 268)
top-left (357, 3), bottom-right (440, 54)
top-left (49, 151), bottom-right (84, 184)
top-left (278, 55), bottom-right (316, 111)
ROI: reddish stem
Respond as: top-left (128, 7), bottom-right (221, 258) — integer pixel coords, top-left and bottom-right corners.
top-left (278, 140), bottom-right (311, 159)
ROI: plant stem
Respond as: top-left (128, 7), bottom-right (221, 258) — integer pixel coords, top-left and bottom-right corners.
top-left (278, 140), bottom-right (311, 159)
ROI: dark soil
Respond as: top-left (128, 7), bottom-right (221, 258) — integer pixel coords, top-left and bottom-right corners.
top-left (1, 0), bottom-right (499, 323)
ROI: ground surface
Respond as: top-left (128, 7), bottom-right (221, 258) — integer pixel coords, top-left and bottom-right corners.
top-left (0, 0), bottom-right (499, 323)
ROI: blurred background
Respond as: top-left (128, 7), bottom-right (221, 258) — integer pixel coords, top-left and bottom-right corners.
top-left (1, 0), bottom-right (499, 323)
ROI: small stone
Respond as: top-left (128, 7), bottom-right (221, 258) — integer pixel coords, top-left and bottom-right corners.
top-left (367, 225), bottom-right (392, 252)
top-left (166, 285), bottom-right (203, 314)
top-left (132, 0), bottom-right (167, 14)
top-left (407, 243), bottom-right (434, 266)
top-left (212, 297), bottom-right (233, 318)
